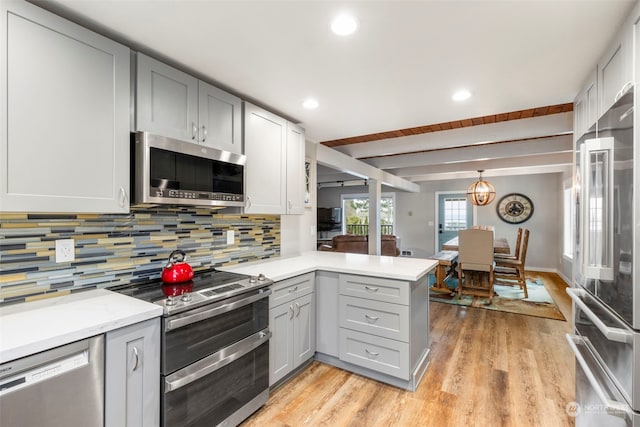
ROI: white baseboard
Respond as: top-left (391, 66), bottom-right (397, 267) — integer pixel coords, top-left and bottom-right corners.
top-left (526, 266), bottom-right (570, 286)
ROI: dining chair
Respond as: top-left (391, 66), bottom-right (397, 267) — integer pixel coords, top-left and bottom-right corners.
top-left (494, 228), bottom-right (530, 298)
top-left (457, 229), bottom-right (496, 303)
top-left (494, 227), bottom-right (523, 260)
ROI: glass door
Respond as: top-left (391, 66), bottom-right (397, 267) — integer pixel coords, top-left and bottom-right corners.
top-left (437, 192), bottom-right (473, 251)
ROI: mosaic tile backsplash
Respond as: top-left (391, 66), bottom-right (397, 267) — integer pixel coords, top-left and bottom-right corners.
top-left (0, 207), bottom-right (280, 305)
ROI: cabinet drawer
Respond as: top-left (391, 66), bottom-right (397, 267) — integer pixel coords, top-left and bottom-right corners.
top-left (339, 295), bottom-right (409, 342)
top-left (339, 274), bottom-right (409, 305)
top-left (339, 328), bottom-right (409, 380)
top-left (270, 273), bottom-right (314, 307)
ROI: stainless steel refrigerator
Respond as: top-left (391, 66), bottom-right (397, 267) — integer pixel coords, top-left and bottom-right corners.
top-left (567, 86), bottom-right (640, 426)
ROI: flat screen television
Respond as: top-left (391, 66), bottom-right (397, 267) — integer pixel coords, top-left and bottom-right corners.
top-left (317, 207), bottom-right (342, 231)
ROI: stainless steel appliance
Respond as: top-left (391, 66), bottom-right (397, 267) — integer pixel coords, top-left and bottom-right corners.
top-left (132, 132), bottom-right (246, 208)
top-left (113, 269), bottom-right (272, 427)
top-left (0, 336), bottom-right (104, 427)
top-left (568, 86), bottom-right (640, 425)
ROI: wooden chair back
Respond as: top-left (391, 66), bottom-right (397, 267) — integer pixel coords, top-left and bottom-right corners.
top-left (458, 229), bottom-right (494, 272)
top-left (519, 229), bottom-right (530, 266)
top-left (513, 227), bottom-right (523, 259)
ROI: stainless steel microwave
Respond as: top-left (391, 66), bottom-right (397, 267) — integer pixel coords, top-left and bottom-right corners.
top-left (132, 132), bottom-right (245, 207)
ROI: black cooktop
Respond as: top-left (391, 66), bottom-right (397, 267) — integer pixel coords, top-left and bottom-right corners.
top-left (110, 269), bottom-right (269, 315)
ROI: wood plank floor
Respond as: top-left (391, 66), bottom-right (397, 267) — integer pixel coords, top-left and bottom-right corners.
top-left (242, 271), bottom-right (575, 427)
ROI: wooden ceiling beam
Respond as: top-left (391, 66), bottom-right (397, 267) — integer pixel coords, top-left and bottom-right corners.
top-left (320, 102), bottom-right (574, 147)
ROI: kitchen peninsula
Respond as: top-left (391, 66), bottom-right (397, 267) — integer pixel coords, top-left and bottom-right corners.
top-left (220, 251), bottom-right (437, 391)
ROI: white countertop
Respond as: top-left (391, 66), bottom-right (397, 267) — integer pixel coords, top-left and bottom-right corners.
top-left (219, 251), bottom-right (438, 282)
top-left (0, 289), bottom-right (163, 364)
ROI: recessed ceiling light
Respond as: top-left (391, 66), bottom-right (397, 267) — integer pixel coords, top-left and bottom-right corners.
top-left (331, 13), bottom-right (358, 36)
top-left (303, 98), bottom-right (319, 109)
top-left (452, 90), bottom-right (471, 101)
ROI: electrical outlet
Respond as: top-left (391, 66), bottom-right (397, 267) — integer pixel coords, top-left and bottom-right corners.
top-left (55, 239), bottom-right (75, 263)
top-left (226, 230), bottom-right (235, 245)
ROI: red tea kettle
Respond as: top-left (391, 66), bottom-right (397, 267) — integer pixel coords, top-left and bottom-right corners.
top-left (161, 250), bottom-right (194, 283)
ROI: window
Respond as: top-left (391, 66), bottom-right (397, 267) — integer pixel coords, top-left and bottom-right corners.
top-left (563, 187), bottom-right (573, 258)
top-left (341, 193), bottom-right (395, 235)
top-left (443, 197), bottom-right (467, 231)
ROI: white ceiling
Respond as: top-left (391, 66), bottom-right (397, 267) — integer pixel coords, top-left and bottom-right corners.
top-left (37, 0), bottom-right (635, 183)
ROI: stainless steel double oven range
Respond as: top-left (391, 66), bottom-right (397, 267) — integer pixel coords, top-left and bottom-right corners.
top-left (114, 269), bottom-right (272, 427)
top-left (568, 87), bottom-right (640, 426)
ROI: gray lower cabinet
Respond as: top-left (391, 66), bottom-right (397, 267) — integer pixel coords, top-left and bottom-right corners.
top-left (269, 273), bottom-right (316, 386)
top-left (316, 272), bottom-right (430, 391)
top-left (1, 0), bottom-right (130, 213)
top-left (105, 318), bottom-right (161, 427)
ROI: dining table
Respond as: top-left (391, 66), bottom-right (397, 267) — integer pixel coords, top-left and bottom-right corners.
top-left (441, 236), bottom-right (511, 254)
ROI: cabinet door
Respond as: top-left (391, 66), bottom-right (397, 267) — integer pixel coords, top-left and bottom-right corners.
top-left (285, 122), bottom-right (305, 214)
top-left (597, 27), bottom-right (632, 117)
top-left (244, 102), bottom-right (287, 214)
top-left (198, 81), bottom-right (242, 154)
top-left (105, 318), bottom-right (161, 427)
top-left (269, 303), bottom-right (294, 386)
top-left (136, 53), bottom-right (198, 142)
top-left (293, 293), bottom-right (315, 368)
top-left (1, 0), bottom-right (130, 213)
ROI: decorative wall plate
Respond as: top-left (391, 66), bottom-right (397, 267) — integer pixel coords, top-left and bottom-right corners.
top-left (496, 193), bottom-right (534, 224)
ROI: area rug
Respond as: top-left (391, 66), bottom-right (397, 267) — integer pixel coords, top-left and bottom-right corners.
top-left (429, 276), bottom-right (566, 321)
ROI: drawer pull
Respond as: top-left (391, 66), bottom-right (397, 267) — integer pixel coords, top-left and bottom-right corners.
top-left (365, 314), bottom-right (379, 322)
top-left (288, 286), bottom-right (298, 293)
top-left (364, 286), bottom-right (379, 292)
top-left (365, 349), bottom-right (379, 357)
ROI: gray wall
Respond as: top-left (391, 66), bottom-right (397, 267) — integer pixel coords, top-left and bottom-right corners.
top-left (317, 172), bottom-right (567, 273)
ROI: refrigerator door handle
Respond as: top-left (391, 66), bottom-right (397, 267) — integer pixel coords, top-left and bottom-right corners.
top-left (566, 288), bottom-right (634, 344)
top-left (565, 334), bottom-right (630, 418)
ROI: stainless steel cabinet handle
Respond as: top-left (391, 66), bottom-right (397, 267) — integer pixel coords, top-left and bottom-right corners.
top-left (364, 286), bottom-right (379, 292)
top-left (288, 305), bottom-right (294, 320)
top-left (201, 125), bottom-right (207, 142)
top-left (365, 349), bottom-right (379, 357)
top-left (131, 346), bottom-right (140, 372)
top-left (288, 286), bottom-right (298, 293)
top-left (295, 302), bottom-right (300, 317)
top-left (565, 334), bottom-right (630, 418)
top-left (246, 196), bottom-right (252, 210)
top-left (365, 314), bottom-right (379, 322)
top-left (566, 288), bottom-right (633, 344)
top-left (119, 186), bottom-right (127, 208)
top-left (288, 200), bottom-right (292, 210)
top-left (191, 122), bottom-right (197, 140)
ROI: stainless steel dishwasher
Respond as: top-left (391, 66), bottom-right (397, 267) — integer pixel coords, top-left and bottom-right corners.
top-left (0, 335), bottom-right (104, 427)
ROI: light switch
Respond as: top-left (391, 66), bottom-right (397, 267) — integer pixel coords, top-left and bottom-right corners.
top-left (226, 230), bottom-right (235, 245)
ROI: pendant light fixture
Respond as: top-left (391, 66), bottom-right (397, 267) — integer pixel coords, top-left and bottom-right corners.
top-left (467, 170), bottom-right (496, 206)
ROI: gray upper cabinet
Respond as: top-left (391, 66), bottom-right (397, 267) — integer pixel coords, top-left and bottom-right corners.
top-left (1, 0), bottom-right (130, 213)
top-left (135, 53), bottom-right (242, 154)
top-left (597, 24), bottom-right (633, 117)
top-left (286, 123), bottom-right (306, 215)
top-left (198, 81), bottom-right (242, 154)
top-left (244, 102), bottom-right (305, 215)
top-left (244, 102), bottom-right (287, 214)
top-left (135, 53), bottom-right (198, 142)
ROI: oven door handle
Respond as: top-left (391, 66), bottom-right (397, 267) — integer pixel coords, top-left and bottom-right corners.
top-left (165, 288), bottom-right (272, 331)
top-left (565, 334), bottom-right (631, 418)
top-left (164, 328), bottom-right (271, 392)
top-left (566, 288), bottom-right (634, 344)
